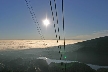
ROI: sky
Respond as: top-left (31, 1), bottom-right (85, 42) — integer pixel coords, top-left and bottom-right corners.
top-left (0, 0), bottom-right (108, 40)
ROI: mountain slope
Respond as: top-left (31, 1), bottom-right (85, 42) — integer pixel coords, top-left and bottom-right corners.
top-left (67, 36), bottom-right (108, 66)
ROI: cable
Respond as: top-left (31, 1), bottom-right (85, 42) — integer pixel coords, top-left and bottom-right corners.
top-left (53, 0), bottom-right (63, 63)
top-left (49, 0), bottom-right (67, 71)
top-left (62, 0), bottom-right (66, 72)
top-left (24, 0), bottom-right (47, 46)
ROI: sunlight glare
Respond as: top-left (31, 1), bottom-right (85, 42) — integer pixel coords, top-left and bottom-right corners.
top-left (43, 17), bottom-right (50, 27)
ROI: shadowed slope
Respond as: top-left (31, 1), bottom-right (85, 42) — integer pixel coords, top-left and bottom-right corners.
top-left (67, 36), bottom-right (108, 66)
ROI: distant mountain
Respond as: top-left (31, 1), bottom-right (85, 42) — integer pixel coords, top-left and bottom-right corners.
top-left (66, 36), bottom-right (108, 66)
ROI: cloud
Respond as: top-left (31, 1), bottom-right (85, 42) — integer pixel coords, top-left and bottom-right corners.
top-left (71, 30), bottom-right (108, 40)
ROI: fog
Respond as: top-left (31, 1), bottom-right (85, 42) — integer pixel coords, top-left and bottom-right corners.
top-left (0, 40), bottom-right (83, 50)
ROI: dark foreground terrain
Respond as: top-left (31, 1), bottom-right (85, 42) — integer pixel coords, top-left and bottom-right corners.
top-left (0, 57), bottom-right (108, 72)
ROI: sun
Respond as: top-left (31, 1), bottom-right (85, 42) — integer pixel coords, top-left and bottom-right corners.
top-left (43, 16), bottom-right (50, 27)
